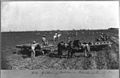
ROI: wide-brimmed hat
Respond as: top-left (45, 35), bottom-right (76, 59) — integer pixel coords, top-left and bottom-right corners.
top-left (33, 41), bottom-right (36, 44)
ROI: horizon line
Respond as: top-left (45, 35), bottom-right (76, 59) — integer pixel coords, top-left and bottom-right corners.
top-left (1, 27), bottom-right (119, 32)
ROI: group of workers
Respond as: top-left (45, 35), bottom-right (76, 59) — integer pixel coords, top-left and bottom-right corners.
top-left (30, 32), bottom-right (109, 58)
top-left (96, 33), bottom-right (109, 41)
top-left (31, 33), bottom-right (61, 57)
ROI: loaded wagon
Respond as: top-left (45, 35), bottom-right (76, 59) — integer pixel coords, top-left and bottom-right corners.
top-left (89, 41), bottom-right (112, 51)
top-left (67, 40), bottom-right (112, 58)
top-left (16, 43), bottom-right (56, 57)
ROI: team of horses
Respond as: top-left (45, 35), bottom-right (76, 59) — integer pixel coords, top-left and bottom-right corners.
top-left (57, 39), bottom-right (112, 58)
top-left (57, 40), bottom-right (91, 58)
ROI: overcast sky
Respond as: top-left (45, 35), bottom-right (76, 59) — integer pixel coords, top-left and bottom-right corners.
top-left (1, 1), bottom-right (119, 32)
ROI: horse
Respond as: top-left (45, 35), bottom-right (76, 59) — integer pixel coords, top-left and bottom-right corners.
top-left (57, 41), bottom-right (68, 58)
top-left (57, 40), bottom-right (91, 58)
top-left (69, 40), bottom-right (91, 57)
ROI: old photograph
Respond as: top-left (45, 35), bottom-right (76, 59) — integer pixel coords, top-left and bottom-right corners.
top-left (1, 1), bottom-right (119, 71)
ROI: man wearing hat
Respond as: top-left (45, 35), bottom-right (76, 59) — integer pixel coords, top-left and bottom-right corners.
top-left (31, 41), bottom-right (39, 57)
top-left (42, 35), bottom-right (48, 46)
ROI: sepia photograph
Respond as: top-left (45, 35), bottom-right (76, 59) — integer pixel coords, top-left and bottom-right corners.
top-left (1, 0), bottom-right (119, 78)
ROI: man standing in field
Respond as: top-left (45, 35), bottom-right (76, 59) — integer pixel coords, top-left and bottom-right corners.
top-left (67, 36), bottom-right (72, 58)
top-left (67, 36), bottom-right (71, 43)
top-left (31, 41), bottom-right (39, 58)
top-left (42, 35), bottom-right (48, 46)
top-left (53, 32), bottom-right (61, 44)
top-left (57, 41), bottom-right (64, 58)
top-left (100, 33), bottom-right (108, 41)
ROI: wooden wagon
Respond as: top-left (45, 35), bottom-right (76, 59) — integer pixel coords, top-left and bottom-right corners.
top-left (16, 43), bottom-right (56, 57)
top-left (67, 41), bottom-right (112, 58)
top-left (89, 41), bottom-right (112, 51)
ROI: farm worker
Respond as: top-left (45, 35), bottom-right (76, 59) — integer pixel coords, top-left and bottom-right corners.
top-left (53, 33), bottom-right (58, 41)
top-left (101, 33), bottom-right (108, 41)
top-left (67, 36), bottom-right (71, 43)
top-left (31, 41), bottom-right (39, 58)
top-left (99, 33), bottom-right (104, 41)
top-left (53, 32), bottom-right (61, 44)
top-left (67, 41), bottom-right (73, 58)
top-left (57, 41), bottom-right (64, 58)
top-left (42, 35), bottom-right (48, 46)
top-left (81, 42), bottom-right (90, 57)
top-left (102, 33), bottom-right (109, 41)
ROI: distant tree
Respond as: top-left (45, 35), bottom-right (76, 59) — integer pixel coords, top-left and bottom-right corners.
top-left (108, 28), bottom-right (118, 30)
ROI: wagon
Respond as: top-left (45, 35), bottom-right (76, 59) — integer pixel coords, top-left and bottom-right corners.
top-left (68, 41), bottom-right (112, 58)
top-left (16, 43), bottom-right (56, 57)
top-left (89, 41), bottom-right (112, 51)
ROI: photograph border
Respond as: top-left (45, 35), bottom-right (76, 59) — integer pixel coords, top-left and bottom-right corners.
top-left (1, 0), bottom-right (120, 78)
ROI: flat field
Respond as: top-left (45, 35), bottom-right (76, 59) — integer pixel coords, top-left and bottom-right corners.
top-left (1, 29), bottom-right (119, 70)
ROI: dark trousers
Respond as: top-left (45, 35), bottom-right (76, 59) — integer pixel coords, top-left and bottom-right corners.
top-left (58, 48), bottom-right (62, 57)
